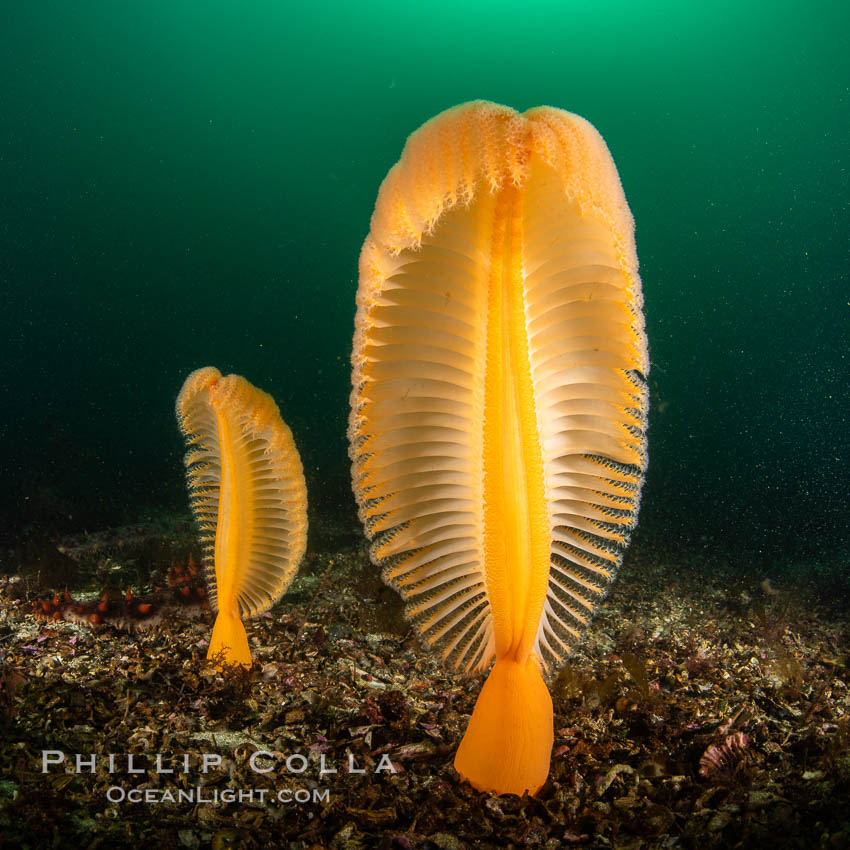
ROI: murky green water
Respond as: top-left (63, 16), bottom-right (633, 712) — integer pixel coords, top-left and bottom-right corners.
top-left (2, 1), bottom-right (847, 574)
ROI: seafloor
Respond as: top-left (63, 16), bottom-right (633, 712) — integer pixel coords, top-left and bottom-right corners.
top-left (1, 518), bottom-right (848, 849)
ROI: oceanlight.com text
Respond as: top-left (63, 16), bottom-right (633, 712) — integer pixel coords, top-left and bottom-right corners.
top-left (105, 785), bottom-right (330, 804)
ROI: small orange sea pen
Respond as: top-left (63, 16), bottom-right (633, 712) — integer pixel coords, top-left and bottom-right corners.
top-left (349, 101), bottom-right (648, 795)
top-left (177, 367), bottom-right (308, 669)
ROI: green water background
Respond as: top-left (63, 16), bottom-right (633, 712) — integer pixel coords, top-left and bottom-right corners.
top-left (1, 1), bottom-right (847, 575)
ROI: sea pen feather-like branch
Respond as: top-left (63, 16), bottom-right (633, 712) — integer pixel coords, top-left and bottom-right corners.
top-left (177, 366), bottom-right (308, 669)
top-left (349, 101), bottom-right (648, 795)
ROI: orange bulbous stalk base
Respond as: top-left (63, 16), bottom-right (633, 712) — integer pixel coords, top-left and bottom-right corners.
top-left (207, 609), bottom-right (252, 670)
top-left (454, 655), bottom-right (554, 796)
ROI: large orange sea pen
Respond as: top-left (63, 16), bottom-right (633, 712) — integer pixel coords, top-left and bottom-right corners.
top-left (177, 367), bottom-right (308, 669)
top-left (349, 101), bottom-right (649, 795)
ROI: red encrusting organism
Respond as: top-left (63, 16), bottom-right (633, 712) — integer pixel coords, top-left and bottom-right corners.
top-left (32, 555), bottom-right (208, 630)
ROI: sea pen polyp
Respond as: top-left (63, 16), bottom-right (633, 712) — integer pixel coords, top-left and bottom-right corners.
top-left (177, 367), bottom-right (308, 669)
top-left (349, 101), bottom-right (649, 795)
